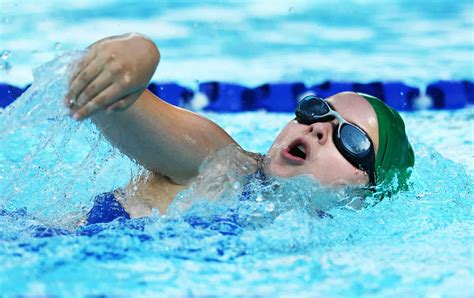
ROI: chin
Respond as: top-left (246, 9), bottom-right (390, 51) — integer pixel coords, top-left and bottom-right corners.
top-left (267, 160), bottom-right (294, 178)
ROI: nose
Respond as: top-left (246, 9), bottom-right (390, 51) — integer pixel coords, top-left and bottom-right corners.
top-left (307, 121), bottom-right (333, 145)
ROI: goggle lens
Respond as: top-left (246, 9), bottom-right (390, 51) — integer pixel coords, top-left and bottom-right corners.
top-left (340, 124), bottom-right (371, 155)
top-left (299, 96), bottom-right (330, 115)
top-left (295, 95), bottom-right (376, 185)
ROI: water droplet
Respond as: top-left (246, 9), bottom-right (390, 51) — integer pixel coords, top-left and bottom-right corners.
top-left (0, 59), bottom-right (12, 71)
top-left (288, 7), bottom-right (294, 13)
top-left (1, 50), bottom-right (11, 61)
top-left (265, 202), bottom-right (275, 212)
top-left (54, 42), bottom-right (61, 50)
top-left (232, 181), bottom-right (241, 190)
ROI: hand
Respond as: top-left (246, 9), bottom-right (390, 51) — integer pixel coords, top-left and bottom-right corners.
top-left (65, 33), bottom-right (160, 120)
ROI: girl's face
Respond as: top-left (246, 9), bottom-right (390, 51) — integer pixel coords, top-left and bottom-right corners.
top-left (267, 92), bottom-right (379, 188)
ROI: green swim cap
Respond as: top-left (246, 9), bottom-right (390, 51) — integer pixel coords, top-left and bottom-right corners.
top-left (358, 93), bottom-right (415, 196)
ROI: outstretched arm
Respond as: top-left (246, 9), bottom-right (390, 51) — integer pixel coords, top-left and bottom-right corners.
top-left (65, 33), bottom-right (239, 184)
top-left (91, 90), bottom-right (238, 183)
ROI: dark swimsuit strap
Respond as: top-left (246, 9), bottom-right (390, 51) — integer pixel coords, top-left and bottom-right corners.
top-left (254, 153), bottom-right (268, 180)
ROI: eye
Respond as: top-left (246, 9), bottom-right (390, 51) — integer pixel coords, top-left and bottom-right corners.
top-left (340, 125), bottom-right (371, 155)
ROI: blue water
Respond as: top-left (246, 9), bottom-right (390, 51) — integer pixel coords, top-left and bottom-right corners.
top-left (1, 1), bottom-right (473, 297)
top-left (1, 0), bottom-right (473, 87)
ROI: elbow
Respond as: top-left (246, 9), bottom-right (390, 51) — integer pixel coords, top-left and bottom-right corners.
top-left (143, 35), bottom-right (160, 67)
top-left (127, 32), bottom-right (161, 66)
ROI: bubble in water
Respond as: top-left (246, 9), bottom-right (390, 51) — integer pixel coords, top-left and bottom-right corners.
top-left (232, 181), bottom-right (241, 190)
top-left (288, 7), bottom-right (294, 13)
top-left (1, 50), bottom-right (11, 61)
top-left (0, 50), bottom-right (11, 71)
top-left (265, 202), bottom-right (275, 212)
top-left (416, 192), bottom-right (426, 199)
top-left (255, 194), bottom-right (263, 202)
top-left (54, 42), bottom-right (62, 50)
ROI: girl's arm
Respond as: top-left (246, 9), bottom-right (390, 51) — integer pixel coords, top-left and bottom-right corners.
top-left (66, 33), bottom-right (239, 184)
top-left (91, 89), bottom-right (238, 184)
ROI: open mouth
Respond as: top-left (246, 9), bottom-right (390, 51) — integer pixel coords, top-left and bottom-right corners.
top-left (282, 138), bottom-right (310, 164)
top-left (289, 143), bottom-right (307, 160)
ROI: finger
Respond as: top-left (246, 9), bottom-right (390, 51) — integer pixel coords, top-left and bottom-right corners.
top-left (106, 90), bottom-right (143, 112)
top-left (65, 57), bottom-right (102, 106)
top-left (75, 70), bottom-right (113, 107)
top-left (65, 53), bottom-right (96, 107)
top-left (72, 84), bottom-right (122, 120)
top-left (69, 51), bottom-right (97, 85)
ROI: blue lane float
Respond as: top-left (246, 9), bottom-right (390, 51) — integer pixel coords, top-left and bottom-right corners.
top-left (426, 80), bottom-right (469, 109)
top-left (382, 82), bottom-right (420, 111)
top-left (463, 80), bottom-right (474, 104)
top-left (199, 81), bottom-right (249, 112)
top-left (148, 82), bottom-right (193, 107)
top-left (0, 81), bottom-right (472, 111)
top-left (353, 82), bottom-right (385, 101)
top-left (308, 81), bottom-right (420, 111)
top-left (250, 82), bottom-right (306, 112)
top-left (309, 81), bottom-right (354, 98)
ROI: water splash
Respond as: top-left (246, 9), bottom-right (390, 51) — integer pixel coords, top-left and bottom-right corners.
top-left (0, 49), bottom-right (12, 71)
top-left (0, 52), bottom-right (137, 226)
top-left (1, 50), bottom-right (10, 60)
top-left (0, 53), bottom-right (472, 297)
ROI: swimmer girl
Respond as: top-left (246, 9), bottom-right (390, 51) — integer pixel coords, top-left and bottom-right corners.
top-left (64, 33), bottom-right (414, 224)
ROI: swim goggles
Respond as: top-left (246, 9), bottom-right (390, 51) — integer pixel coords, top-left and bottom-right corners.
top-left (295, 95), bottom-right (376, 185)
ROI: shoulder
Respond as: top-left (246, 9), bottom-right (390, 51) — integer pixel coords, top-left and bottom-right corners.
top-left (123, 171), bottom-right (188, 216)
top-left (200, 145), bottom-right (261, 174)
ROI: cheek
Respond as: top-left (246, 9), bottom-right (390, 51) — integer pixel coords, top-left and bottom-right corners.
top-left (268, 124), bottom-right (296, 155)
top-left (309, 146), bottom-right (364, 185)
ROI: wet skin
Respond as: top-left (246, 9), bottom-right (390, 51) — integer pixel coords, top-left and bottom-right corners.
top-left (266, 92), bottom-right (379, 188)
top-left (83, 91), bottom-right (379, 217)
top-left (65, 35), bottom-right (382, 217)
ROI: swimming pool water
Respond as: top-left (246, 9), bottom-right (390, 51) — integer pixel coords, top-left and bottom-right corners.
top-left (0, 50), bottom-right (473, 297)
top-left (1, 0), bottom-right (473, 88)
top-left (1, 0), bottom-right (473, 297)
